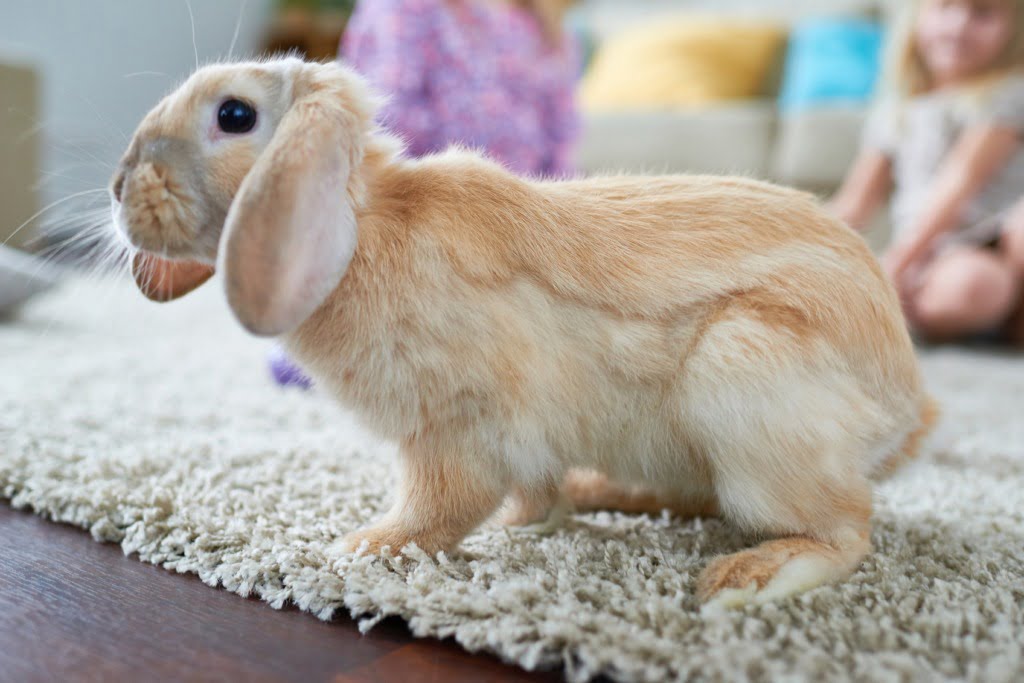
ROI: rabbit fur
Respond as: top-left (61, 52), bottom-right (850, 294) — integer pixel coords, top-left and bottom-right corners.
top-left (112, 58), bottom-right (935, 608)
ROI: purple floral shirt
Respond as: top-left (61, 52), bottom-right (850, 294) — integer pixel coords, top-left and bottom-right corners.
top-left (341, 0), bottom-right (581, 178)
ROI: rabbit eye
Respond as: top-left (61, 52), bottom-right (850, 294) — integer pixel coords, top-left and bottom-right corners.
top-left (217, 99), bottom-right (257, 134)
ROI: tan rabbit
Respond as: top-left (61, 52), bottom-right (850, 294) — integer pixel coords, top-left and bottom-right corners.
top-left (112, 57), bottom-right (936, 609)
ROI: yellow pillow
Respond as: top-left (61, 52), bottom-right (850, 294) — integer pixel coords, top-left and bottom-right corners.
top-left (580, 17), bottom-right (788, 110)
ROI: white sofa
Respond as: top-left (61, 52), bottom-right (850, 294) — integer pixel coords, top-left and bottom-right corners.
top-left (573, 0), bottom-right (895, 194)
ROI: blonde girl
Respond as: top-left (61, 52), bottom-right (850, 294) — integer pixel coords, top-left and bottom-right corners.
top-left (831, 0), bottom-right (1024, 344)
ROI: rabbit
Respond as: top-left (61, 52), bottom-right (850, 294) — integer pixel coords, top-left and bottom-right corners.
top-left (111, 57), bottom-right (937, 609)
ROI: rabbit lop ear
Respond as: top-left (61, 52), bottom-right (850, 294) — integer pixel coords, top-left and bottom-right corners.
top-left (219, 63), bottom-right (369, 337)
top-left (132, 253), bottom-right (215, 302)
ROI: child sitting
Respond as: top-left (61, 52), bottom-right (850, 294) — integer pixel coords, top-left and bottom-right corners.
top-left (831, 0), bottom-right (1024, 345)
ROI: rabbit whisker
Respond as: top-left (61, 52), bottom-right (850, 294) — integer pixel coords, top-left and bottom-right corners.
top-left (122, 71), bottom-right (171, 79)
top-left (228, 0), bottom-right (249, 62)
top-left (78, 94), bottom-right (130, 145)
top-left (4, 189), bottom-right (110, 249)
top-left (185, 0), bottom-right (200, 71)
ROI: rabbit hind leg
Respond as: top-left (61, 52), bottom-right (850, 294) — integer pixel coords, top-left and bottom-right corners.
top-left (682, 324), bottom-right (879, 608)
top-left (563, 470), bottom-right (719, 520)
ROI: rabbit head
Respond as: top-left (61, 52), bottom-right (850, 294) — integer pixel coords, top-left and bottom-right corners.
top-left (111, 57), bottom-right (379, 335)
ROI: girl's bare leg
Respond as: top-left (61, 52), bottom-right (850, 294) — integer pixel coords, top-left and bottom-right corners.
top-left (1000, 225), bottom-right (1024, 346)
top-left (908, 247), bottom-right (1019, 342)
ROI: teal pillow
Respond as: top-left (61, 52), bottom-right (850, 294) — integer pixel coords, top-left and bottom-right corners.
top-left (779, 18), bottom-right (885, 112)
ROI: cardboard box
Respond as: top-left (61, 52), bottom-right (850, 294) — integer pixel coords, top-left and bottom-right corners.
top-left (0, 59), bottom-right (40, 249)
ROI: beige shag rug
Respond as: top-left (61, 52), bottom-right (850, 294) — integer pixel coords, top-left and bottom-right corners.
top-left (2, 278), bottom-right (1023, 682)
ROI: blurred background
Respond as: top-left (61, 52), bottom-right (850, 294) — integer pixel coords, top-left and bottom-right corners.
top-left (0, 0), bottom-right (895, 261)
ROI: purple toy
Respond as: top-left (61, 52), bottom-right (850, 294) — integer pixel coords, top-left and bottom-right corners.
top-left (269, 345), bottom-right (313, 389)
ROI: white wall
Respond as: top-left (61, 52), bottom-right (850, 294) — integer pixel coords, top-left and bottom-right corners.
top-left (0, 0), bottom-right (274, 204)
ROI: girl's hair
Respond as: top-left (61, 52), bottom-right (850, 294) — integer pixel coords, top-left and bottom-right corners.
top-left (515, 0), bottom-right (577, 46)
top-left (889, 0), bottom-right (1024, 97)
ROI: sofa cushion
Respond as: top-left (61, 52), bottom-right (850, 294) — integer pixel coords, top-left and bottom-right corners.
top-left (580, 18), bottom-right (787, 110)
top-left (574, 0), bottom-right (893, 40)
top-left (577, 103), bottom-right (777, 177)
top-left (779, 17), bottom-right (885, 112)
top-left (772, 106), bottom-right (866, 188)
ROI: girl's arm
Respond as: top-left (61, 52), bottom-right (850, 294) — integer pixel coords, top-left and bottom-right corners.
top-left (885, 125), bottom-right (1021, 281)
top-left (340, 0), bottom-right (440, 157)
top-left (828, 150), bottom-right (894, 231)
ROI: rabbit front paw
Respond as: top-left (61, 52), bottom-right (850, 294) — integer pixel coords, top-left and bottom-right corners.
top-left (334, 524), bottom-right (426, 556)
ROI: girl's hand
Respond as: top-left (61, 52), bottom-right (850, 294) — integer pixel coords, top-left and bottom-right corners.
top-left (1003, 196), bottom-right (1024, 238)
top-left (828, 150), bottom-right (893, 233)
top-left (885, 123), bottom-right (1020, 291)
top-left (882, 236), bottom-right (932, 294)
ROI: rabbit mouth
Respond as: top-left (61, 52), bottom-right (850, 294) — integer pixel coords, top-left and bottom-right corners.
top-left (117, 161), bottom-right (204, 257)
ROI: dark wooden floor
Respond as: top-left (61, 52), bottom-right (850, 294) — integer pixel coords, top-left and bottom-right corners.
top-left (0, 503), bottom-right (564, 683)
